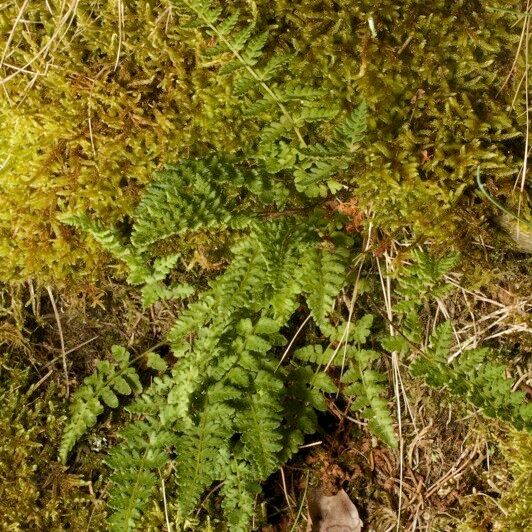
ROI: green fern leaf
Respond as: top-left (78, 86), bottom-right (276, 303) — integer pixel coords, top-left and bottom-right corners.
top-left (342, 348), bottom-right (397, 447)
top-left (175, 402), bottom-right (234, 515)
top-left (59, 345), bottom-right (141, 463)
top-left (106, 421), bottom-right (177, 532)
top-left (220, 455), bottom-right (261, 532)
top-left (334, 101), bottom-right (368, 147)
top-left (300, 240), bottom-right (351, 329)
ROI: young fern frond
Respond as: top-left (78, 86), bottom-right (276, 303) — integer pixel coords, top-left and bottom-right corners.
top-left (341, 348), bottom-right (397, 448)
top-left (411, 322), bottom-right (532, 432)
top-left (106, 420), bottom-right (177, 532)
top-left (334, 101), bottom-right (368, 149)
top-left (176, 0), bottom-right (306, 147)
top-left (59, 346), bottom-right (142, 464)
top-left (300, 236), bottom-right (352, 330)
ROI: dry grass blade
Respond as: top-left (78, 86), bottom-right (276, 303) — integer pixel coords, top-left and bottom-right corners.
top-left (46, 286), bottom-right (69, 397)
top-left (0, 0), bottom-right (80, 86)
top-left (376, 254), bottom-right (404, 532)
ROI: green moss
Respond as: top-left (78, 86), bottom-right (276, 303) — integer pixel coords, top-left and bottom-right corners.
top-left (450, 431), bottom-right (532, 532)
top-left (0, 0), bottom-right (527, 282)
top-left (497, 431), bottom-right (532, 530)
top-left (0, 0), bottom-right (243, 283)
top-left (0, 353), bottom-right (105, 530)
top-left (251, 0), bottom-right (526, 240)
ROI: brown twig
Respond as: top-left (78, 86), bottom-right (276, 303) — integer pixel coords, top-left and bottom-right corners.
top-left (46, 286), bottom-right (69, 397)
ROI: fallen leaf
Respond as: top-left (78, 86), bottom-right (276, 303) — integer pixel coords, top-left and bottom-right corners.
top-left (307, 489), bottom-right (363, 532)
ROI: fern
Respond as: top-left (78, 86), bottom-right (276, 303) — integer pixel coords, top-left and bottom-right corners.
top-left (381, 250), bottom-right (460, 353)
top-left (394, 250), bottom-right (459, 317)
top-left (220, 455), bottom-right (261, 532)
top-left (61, 214), bottom-right (150, 284)
top-left (300, 235), bottom-right (352, 329)
top-left (59, 3), bottom-right (376, 528)
top-left (60, 162), bottom-right (370, 524)
top-left (295, 315), bottom-right (397, 448)
top-left (59, 345), bottom-right (142, 464)
top-left (341, 348), bottom-right (397, 448)
top-left (106, 420), bottom-right (177, 532)
top-left (411, 322), bottom-right (532, 432)
top-left (171, 1), bottom-right (367, 197)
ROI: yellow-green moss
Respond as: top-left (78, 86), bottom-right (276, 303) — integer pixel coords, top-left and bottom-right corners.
top-left (0, 353), bottom-right (105, 529)
top-left (0, 0), bottom-right (528, 283)
top-left (251, 0), bottom-right (527, 239)
top-left (0, 0), bottom-right (243, 283)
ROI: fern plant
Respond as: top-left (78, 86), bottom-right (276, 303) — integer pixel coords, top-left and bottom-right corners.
top-left (294, 314), bottom-right (397, 448)
top-left (60, 149), bottom-right (398, 528)
top-left (380, 252), bottom-right (531, 434)
top-left (58, 3), bottom-right (531, 526)
top-left (59, 345), bottom-right (142, 464)
top-left (381, 250), bottom-right (460, 354)
top-left (411, 322), bottom-right (532, 432)
top-left (56, 5), bottom-right (386, 528)
top-left (173, 0), bottom-right (366, 197)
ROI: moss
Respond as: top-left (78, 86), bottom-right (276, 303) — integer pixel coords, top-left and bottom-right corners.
top-left (0, 0), bottom-right (243, 283)
top-left (0, 353), bottom-right (106, 530)
top-left (497, 431), bottom-right (532, 530)
top-left (0, 0), bottom-right (527, 283)
top-left (253, 0), bottom-right (526, 240)
top-left (450, 431), bottom-right (532, 532)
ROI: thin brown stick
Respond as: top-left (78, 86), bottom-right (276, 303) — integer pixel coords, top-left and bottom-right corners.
top-left (160, 471), bottom-right (172, 532)
top-left (46, 286), bottom-right (69, 397)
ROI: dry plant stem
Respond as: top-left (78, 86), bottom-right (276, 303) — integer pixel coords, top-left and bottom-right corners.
top-left (275, 314), bottom-right (311, 371)
top-left (1, 0), bottom-right (80, 85)
top-left (498, 4), bottom-right (529, 95)
top-left (160, 471), bottom-right (172, 532)
top-left (325, 256), bottom-right (365, 397)
top-left (196, 481), bottom-right (225, 518)
top-left (280, 467), bottom-right (294, 516)
top-left (27, 368), bottom-right (53, 396)
top-left (41, 335), bottom-right (99, 370)
top-left (288, 471), bottom-right (309, 532)
top-left (377, 255), bottom-right (404, 532)
top-left (27, 279), bottom-right (39, 319)
top-left (114, 0), bottom-right (125, 71)
top-left (0, 0), bottom-right (30, 70)
top-left (46, 286), bottom-right (69, 398)
top-left (424, 442), bottom-right (481, 499)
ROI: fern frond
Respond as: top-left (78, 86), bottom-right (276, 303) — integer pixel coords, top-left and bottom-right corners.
top-left (411, 321), bottom-right (531, 431)
top-left (131, 160), bottom-right (233, 249)
top-left (175, 402), bottom-right (234, 514)
top-left (175, 0), bottom-right (306, 147)
top-left (220, 455), bottom-right (261, 532)
top-left (106, 421), bottom-right (177, 532)
top-left (342, 348), bottom-right (397, 448)
top-left (294, 344), bottom-right (337, 366)
top-left (238, 377), bottom-right (284, 478)
top-left (334, 101), bottom-right (368, 148)
top-left (59, 346), bottom-right (142, 463)
top-left (300, 238), bottom-right (352, 329)
top-left (395, 251), bottom-right (459, 315)
top-left (61, 213), bottom-right (150, 283)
